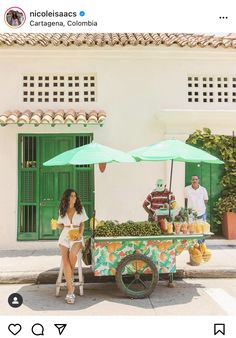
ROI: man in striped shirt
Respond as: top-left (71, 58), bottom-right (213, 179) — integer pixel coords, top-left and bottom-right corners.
top-left (143, 179), bottom-right (176, 221)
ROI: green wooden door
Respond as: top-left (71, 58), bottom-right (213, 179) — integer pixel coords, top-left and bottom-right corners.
top-left (185, 163), bottom-right (223, 225)
top-left (18, 134), bottom-right (94, 241)
top-left (39, 136), bottom-right (74, 239)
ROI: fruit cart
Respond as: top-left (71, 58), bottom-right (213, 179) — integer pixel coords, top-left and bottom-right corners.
top-left (91, 233), bottom-right (211, 299)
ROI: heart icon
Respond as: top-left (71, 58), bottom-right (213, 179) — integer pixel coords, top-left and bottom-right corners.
top-left (8, 324), bottom-right (22, 335)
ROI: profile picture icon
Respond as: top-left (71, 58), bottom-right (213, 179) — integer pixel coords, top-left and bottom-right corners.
top-left (5, 7), bottom-right (26, 28)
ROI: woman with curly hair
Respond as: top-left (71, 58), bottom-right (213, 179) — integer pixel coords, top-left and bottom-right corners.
top-left (56, 189), bottom-right (88, 304)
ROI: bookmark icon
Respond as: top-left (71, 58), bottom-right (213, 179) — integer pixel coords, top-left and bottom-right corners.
top-left (214, 323), bottom-right (225, 335)
top-left (54, 324), bottom-right (67, 335)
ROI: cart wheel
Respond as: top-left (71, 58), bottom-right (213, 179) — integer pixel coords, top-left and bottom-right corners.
top-left (115, 253), bottom-right (158, 299)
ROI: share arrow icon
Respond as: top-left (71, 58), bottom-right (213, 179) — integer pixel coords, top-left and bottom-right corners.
top-left (54, 324), bottom-right (67, 335)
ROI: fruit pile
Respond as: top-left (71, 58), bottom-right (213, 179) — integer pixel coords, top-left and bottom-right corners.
top-left (94, 220), bottom-right (162, 237)
top-left (189, 241), bottom-right (212, 265)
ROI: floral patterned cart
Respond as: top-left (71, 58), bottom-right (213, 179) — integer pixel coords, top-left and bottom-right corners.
top-left (91, 234), bottom-right (210, 298)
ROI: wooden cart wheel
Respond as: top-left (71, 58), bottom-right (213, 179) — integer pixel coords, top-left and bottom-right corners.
top-left (115, 253), bottom-right (158, 299)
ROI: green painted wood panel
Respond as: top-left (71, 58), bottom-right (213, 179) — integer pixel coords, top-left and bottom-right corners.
top-left (18, 136), bottom-right (38, 240)
top-left (39, 136), bottom-right (74, 239)
top-left (185, 162), bottom-right (223, 225)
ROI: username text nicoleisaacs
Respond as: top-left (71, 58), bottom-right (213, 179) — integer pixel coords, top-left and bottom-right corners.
top-left (30, 10), bottom-right (77, 17)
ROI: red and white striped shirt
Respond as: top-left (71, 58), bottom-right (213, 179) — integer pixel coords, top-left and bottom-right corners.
top-left (143, 189), bottom-right (175, 212)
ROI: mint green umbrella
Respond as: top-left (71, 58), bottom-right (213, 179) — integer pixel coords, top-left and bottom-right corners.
top-left (130, 139), bottom-right (224, 164)
top-left (129, 139), bottom-right (224, 215)
top-left (43, 142), bottom-right (135, 166)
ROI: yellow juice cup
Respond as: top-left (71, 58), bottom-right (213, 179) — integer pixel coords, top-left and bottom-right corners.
top-left (51, 218), bottom-right (58, 230)
top-left (167, 222), bottom-right (173, 234)
top-left (201, 223), bottom-right (205, 234)
top-left (193, 221), bottom-right (197, 233)
top-left (196, 221), bottom-right (202, 234)
top-left (205, 222), bottom-right (210, 233)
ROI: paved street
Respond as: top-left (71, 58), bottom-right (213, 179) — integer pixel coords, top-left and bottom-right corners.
top-left (1, 279), bottom-right (236, 316)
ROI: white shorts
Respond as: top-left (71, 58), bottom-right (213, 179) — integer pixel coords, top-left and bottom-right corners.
top-left (58, 227), bottom-right (84, 250)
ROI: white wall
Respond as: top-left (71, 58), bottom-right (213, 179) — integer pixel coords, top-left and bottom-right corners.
top-left (0, 45), bottom-right (235, 249)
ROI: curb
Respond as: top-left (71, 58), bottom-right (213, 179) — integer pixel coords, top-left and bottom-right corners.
top-left (177, 268), bottom-right (236, 278)
top-left (1, 267), bottom-right (236, 284)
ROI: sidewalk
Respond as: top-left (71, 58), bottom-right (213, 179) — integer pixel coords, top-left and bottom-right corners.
top-left (0, 238), bottom-right (236, 284)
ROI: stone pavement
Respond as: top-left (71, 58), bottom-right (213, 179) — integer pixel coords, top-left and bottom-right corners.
top-left (1, 279), bottom-right (236, 315)
top-left (0, 238), bottom-right (236, 284)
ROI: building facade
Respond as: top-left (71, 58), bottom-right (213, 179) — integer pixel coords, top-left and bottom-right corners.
top-left (0, 33), bottom-right (235, 249)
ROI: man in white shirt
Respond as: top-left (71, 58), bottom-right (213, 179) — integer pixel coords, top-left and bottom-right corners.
top-left (184, 175), bottom-right (208, 221)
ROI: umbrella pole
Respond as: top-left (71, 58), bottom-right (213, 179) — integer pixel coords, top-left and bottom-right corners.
top-left (92, 166), bottom-right (96, 238)
top-left (92, 208), bottom-right (96, 238)
top-left (168, 159), bottom-right (174, 217)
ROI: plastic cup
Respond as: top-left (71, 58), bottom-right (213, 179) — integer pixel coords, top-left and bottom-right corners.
top-left (201, 223), bottom-right (205, 234)
top-left (51, 218), bottom-right (58, 230)
top-left (205, 222), bottom-right (210, 233)
top-left (188, 223), bottom-right (195, 234)
top-left (196, 221), bottom-right (202, 234)
top-left (182, 222), bottom-right (188, 234)
top-left (167, 222), bottom-right (173, 234)
top-left (174, 222), bottom-right (181, 234)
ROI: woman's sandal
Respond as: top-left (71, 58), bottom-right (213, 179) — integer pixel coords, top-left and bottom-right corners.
top-left (65, 284), bottom-right (75, 304)
top-left (65, 293), bottom-right (76, 304)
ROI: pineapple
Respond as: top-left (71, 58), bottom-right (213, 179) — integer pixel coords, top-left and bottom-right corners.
top-left (202, 249), bottom-right (212, 262)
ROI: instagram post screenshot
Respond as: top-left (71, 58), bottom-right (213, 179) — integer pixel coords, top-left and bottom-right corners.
top-left (0, 0), bottom-right (235, 337)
